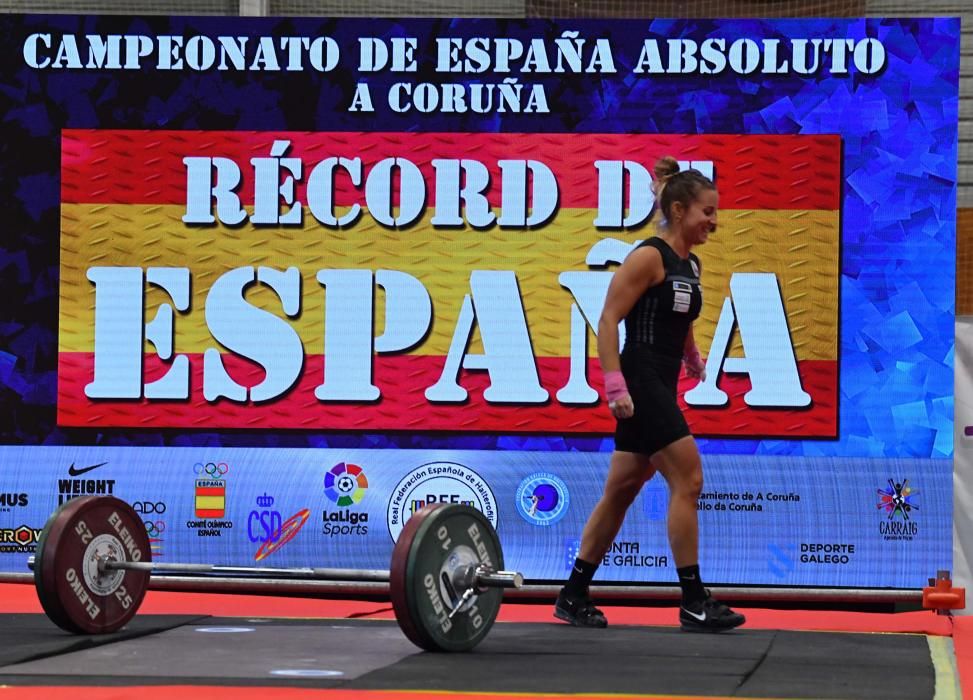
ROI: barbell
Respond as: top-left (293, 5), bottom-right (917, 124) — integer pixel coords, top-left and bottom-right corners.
top-left (29, 495), bottom-right (523, 652)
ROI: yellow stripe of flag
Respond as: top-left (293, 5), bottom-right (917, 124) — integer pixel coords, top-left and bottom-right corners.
top-left (194, 495), bottom-right (225, 510)
top-left (60, 204), bottom-right (838, 359)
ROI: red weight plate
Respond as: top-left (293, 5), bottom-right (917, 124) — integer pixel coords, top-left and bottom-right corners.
top-left (390, 503), bottom-right (447, 651)
top-left (35, 496), bottom-right (151, 634)
top-left (33, 501), bottom-right (78, 632)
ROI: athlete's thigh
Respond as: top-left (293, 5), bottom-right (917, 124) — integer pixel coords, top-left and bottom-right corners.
top-left (603, 450), bottom-right (654, 495)
top-left (649, 435), bottom-right (703, 491)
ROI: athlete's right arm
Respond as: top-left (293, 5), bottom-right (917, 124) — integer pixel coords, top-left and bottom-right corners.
top-left (597, 246), bottom-right (665, 419)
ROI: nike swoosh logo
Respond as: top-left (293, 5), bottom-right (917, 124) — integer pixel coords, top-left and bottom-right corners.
top-left (682, 608), bottom-right (707, 621)
top-left (67, 461), bottom-right (108, 477)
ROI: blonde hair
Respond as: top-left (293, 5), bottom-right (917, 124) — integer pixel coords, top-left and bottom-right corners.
top-left (653, 155), bottom-right (680, 182)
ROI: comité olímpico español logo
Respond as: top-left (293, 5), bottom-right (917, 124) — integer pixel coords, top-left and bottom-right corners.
top-left (189, 461), bottom-right (233, 537)
top-left (877, 478), bottom-right (919, 541)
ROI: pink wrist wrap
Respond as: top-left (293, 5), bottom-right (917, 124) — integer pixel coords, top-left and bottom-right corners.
top-left (604, 370), bottom-right (629, 403)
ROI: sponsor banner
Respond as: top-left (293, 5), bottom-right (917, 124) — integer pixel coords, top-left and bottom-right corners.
top-left (0, 445), bottom-right (951, 588)
top-left (0, 16), bottom-right (957, 598)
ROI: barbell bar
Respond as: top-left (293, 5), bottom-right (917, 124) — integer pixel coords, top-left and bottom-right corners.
top-left (94, 561), bottom-right (522, 590)
top-left (27, 560), bottom-right (395, 582)
top-left (32, 559), bottom-right (522, 589)
top-left (30, 495), bottom-right (523, 652)
top-left (27, 558), bottom-right (526, 588)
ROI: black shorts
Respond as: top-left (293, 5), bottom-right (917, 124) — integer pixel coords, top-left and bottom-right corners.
top-left (614, 348), bottom-right (690, 456)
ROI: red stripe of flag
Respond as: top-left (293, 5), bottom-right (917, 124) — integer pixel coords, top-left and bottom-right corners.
top-left (57, 352), bottom-right (837, 438)
top-left (194, 487), bottom-right (225, 497)
top-left (195, 509), bottom-right (225, 518)
top-left (61, 130), bottom-right (841, 210)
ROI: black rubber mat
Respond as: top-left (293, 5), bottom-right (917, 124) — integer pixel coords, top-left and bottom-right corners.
top-left (0, 615), bottom-right (937, 699)
top-left (0, 612), bottom-right (210, 667)
top-left (355, 623), bottom-right (935, 699)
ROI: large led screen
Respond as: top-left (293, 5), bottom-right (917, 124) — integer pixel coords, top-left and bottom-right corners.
top-left (0, 16), bottom-right (958, 589)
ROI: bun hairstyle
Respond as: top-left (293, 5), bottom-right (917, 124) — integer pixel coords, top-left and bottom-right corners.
top-left (648, 156), bottom-right (681, 224)
top-left (653, 156), bottom-right (680, 183)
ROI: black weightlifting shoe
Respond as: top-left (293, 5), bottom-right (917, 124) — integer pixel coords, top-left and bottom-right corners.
top-left (554, 588), bottom-right (608, 628)
top-left (679, 593), bottom-right (746, 632)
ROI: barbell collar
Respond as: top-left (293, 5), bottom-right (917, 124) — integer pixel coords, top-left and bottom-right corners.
top-left (475, 568), bottom-right (524, 589)
top-left (447, 587), bottom-right (477, 619)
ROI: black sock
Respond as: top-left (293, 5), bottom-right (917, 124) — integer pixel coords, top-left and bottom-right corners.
top-left (677, 564), bottom-right (707, 606)
top-left (564, 557), bottom-right (599, 598)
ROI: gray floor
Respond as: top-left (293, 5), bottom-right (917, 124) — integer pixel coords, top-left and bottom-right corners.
top-left (0, 615), bottom-right (940, 698)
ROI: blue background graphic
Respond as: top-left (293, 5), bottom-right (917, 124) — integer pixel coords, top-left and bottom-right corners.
top-left (0, 16), bottom-right (958, 588)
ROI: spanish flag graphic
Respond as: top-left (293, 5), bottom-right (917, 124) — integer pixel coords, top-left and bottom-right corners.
top-left (57, 131), bottom-right (839, 438)
top-left (194, 479), bottom-right (226, 518)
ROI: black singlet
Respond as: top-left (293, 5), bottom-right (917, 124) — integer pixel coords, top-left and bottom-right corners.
top-left (622, 237), bottom-right (703, 359)
top-left (614, 237), bottom-right (703, 455)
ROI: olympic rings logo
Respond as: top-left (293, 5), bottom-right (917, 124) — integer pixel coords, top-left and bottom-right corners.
top-left (143, 520), bottom-right (166, 537)
top-left (194, 462), bottom-right (229, 477)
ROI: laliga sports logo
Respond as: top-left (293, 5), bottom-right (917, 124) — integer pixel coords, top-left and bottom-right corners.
top-left (387, 462), bottom-right (497, 542)
top-left (323, 462), bottom-right (370, 538)
top-left (515, 473), bottom-right (569, 526)
top-left (325, 462), bottom-right (368, 506)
